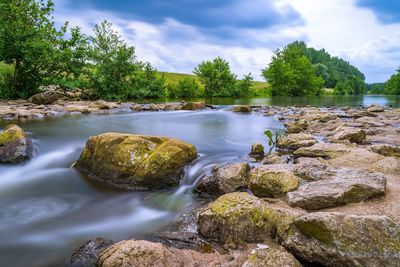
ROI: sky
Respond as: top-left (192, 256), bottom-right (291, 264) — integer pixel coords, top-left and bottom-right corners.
top-left (53, 0), bottom-right (400, 83)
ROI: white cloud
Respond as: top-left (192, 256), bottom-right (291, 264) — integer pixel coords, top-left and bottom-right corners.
top-left (54, 0), bottom-right (400, 82)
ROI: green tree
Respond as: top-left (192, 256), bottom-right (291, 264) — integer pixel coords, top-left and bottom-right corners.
top-left (384, 68), bottom-right (400, 95)
top-left (168, 77), bottom-right (201, 98)
top-left (233, 73), bottom-right (254, 97)
top-left (262, 42), bottom-right (324, 96)
top-left (128, 62), bottom-right (166, 99)
top-left (89, 20), bottom-right (136, 100)
top-left (193, 57), bottom-right (237, 97)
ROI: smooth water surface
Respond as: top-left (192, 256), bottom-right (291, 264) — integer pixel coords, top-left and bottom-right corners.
top-left (0, 108), bottom-right (283, 267)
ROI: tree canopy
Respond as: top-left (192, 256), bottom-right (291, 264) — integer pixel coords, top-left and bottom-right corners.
top-left (384, 68), bottom-right (400, 95)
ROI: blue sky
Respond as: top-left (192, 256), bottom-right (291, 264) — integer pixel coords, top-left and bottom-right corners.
top-left (54, 0), bottom-right (400, 83)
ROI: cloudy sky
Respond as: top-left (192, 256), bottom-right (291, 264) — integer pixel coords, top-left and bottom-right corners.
top-left (54, 0), bottom-right (400, 83)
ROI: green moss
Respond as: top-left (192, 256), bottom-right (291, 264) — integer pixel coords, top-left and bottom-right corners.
top-left (296, 220), bottom-right (333, 244)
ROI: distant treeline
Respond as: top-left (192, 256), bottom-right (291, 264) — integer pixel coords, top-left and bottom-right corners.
top-left (367, 69), bottom-right (400, 95)
top-left (0, 0), bottom-right (398, 100)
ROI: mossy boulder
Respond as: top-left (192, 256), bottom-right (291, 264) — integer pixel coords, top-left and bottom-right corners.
top-left (75, 133), bottom-right (197, 190)
top-left (294, 143), bottom-right (350, 159)
top-left (330, 127), bottom-right (366, 144)
top-left (197, 192), bottom-right (278, 248)
top-left (181, 102), bottom-right (206, 110)
top-left (29, 90), bottom-right (59, 104)
top-left (249, 165), bottom-right (299, 198)
top-left (277, 133), bottom-right (317, 150)
top-left (0, 124), bottom-right (33, 163)
top-left (285, 119), bottom-right (308, 133)
top-left (286, 168), bottom-right (386, 210)
top-left (283, 212), bottom-right (400, 266)
top-left (249, 143), bottom-right (265, 157)
top-left (369, 144), bottom-right (400, 157)
top-left (242, 242), bottom-right (301, 267)
top-left (194, 162), bottom-right (250, 197)
top-left (231, 105), bottom-right (252, 113)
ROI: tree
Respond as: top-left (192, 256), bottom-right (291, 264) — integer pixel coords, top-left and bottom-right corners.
top-left (193, 57), bottom-right (237, 97)
top-left (262, 42), bottom-right (324, 96)
top-left (128, 62), bottom-right (166, 99)
top-left (168, 77), bottom-right (201, 98)
top-left (233, 73), bottom-right (254, 97)
top-left (89, 20), bottom-right (137, 100)
top-left (384, 68), bottom-right (400, 95)
top-left (0, 0), bottom-right (88, 98)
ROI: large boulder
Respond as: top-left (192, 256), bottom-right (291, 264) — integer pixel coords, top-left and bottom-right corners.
top-left (242, 242), bottom-right (302, 267)
top-left (29, 90), bottom-right (59, 105)
top-left (98, 240), bottom-right (241, 267)
top-left (197, 192), bottom-right (277, 248)
top-left (0, 124), bottom-right (33, 163)
top-left (249, 165), bottom-right (299, 198)
top-left (286, 168), bottom-right (386, 210)
top-left (181, 102), bottom-right (206, 110)
top-left (294, 143), bottom-right (350, 159)
top-left (194, 162), bottom-right (250, 197)
top-left (285, 119), bottom-right (308, 133)
top-left (330, 127), bottom-right (366, 144)
top-left (277, 133), bottom-right (317, 150)
top-left (283, 212), bottom-right (400, 267)
top-left (75, 133), bottom-right (197, 190)
top-left (249, 143), bottom-right (265, 157)
top-left (293, 159), bottom-right (332, 181)
top-left (231, 105), bottom-right (252, 113)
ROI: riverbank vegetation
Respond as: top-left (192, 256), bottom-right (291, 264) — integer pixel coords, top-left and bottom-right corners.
top-left (0, 0), bottom-right (398, 101)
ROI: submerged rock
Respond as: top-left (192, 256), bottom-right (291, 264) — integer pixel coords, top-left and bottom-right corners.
top-left (231, 105), bottom-right (252, 113)
top-left (0, 124), bottom-right (33, 163)
top-left (286, 168), bottom-right (386, 210)
top-left (75, 133), bottom-right (197, 190)
top-left (277, 133), bottom-right (317, 150)
top-left (283, 212), bottom-right (400, 267)
top-left (197, 192), bottom-right (277, 248)
top-left (70, 238), bottom-right (113, 267)
top-left (195, 162), bottom-right (250, 197)
top-left (29, 90), bottom-right (59, 105)
top-left (249, 165), bottom-right (299, 198)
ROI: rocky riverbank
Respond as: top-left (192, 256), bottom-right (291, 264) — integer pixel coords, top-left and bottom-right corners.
top-left (1, 100), bottom-right (400, 266)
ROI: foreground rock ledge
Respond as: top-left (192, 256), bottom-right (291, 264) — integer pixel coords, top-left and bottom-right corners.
top-left (75, 133), bottom-right (197, 190)
top-left (0, 124), bottom-right (33, 163)
top-left (283, 212), bottom-right (400, 267)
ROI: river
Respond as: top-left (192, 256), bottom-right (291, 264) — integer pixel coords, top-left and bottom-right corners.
top-left (0, 94), bottom-right (399, 267)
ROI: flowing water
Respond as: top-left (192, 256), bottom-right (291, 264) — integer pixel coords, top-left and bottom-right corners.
top-left (1, 95), bottom-right (399, 267)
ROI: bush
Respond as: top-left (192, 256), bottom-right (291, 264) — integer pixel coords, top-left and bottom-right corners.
top-left (0, 63), bottom-right (14, 99)
top-left (167, 77), bottom-right (201, 98)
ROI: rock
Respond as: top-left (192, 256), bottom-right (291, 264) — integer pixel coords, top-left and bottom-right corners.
top-left (197, 192), bottom-right (277, 248)
top-left (285, 119), bottom-right (308, 133)
top-left (369, 144), bottom-right (400, 157)
top-left (75, 133), bottom-right (197, 190)
top-left (294, 143), bottom-right (350, 159)
top-left (286, 168), bottom-right (386, 210)
top-left (293, 159), bottom-right (332, 181)
top-left (319, 113), bottom-right (338, 123)
top-left (367, 104), bottom-right (384, 112)
top-left (98, 239), bottom-right (241, 267)
top-left (149, 103), bottom-right (160, 111)
top-left (89, 100), bottom-right (118, 110)
top-left (164, 103), bottom-right (181, 111)
top-left (195, 162), bottom-right (250, 196)
top-left (369, 157), bottom-right (400, 175)
top-left (231, 105), bottom-right (252, 113)
top-left (283, 212), bottom-right (400, 267)
top-left (0, 124), bottom-right (33, 163)
top-left (130, 104), bottom-right (143, 112)
top-left (277, 134), bottom-right (317, 150)
top-left (29, 90), bottom-right (59, 105)
top-left (181, 102), bottom-right (206, 110)
top-left (249, 143), bottom-right (264, 157)
top-left (249, 165), bottom-right (299, 198)
top-left (330, 127), bottom-right (366, 144)
top-left (70, 238), bottom-right (113, 267)
top-left (261, 152), bottom-right (288, 165)
top-left (351, 110), bottom-right (378, 118)
top-left (242, 242), bottom-right (302, 267)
